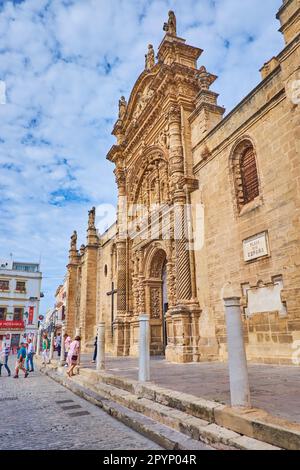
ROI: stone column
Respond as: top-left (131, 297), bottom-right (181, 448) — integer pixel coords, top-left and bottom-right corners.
top-left (36, 330), bottom-right (41, 356)
top-left (49, 331), bottom-right (55, 361)
top-left (138, 249), bottom-right (145, 314)
top-left (174, 196), bottom-right (192, 302)
top-left (96, 322), bottom-right (105, 371)
top-left (139, 314), bottom-right (150, 382)
top-left (113, 239), bottom-right (127, 355)
top-left (60, 325), bottom-right (66, 366)
top-left (224, 297), bottom-right (251, 408)
top-left (168, 105), bottom-right (192, 303)
top-left (116, 240), bottom-right (127, 317)
top-left (166, 105), bottom-right (200, 363)
top-left (65, 243), bottom-right (80, 338)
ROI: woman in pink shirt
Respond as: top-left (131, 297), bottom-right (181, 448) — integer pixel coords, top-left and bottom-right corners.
top-left (64, 334), bottom-right (71, 363)
top-left (67, 336), bottom-right (81, 377)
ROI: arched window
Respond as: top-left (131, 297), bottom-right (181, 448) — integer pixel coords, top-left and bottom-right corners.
top-left (240, 147), bottom-right (259, 204)
top-left (231, 140), bottom-right (260, 211)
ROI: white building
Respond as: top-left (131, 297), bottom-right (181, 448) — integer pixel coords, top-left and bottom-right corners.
top-left (0, 258), bottom-right (42, 351)
top-left (55, 277), bottom-right (67, 330)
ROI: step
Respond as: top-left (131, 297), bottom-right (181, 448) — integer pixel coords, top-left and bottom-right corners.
top-left (77, 367), bottom-right (300, 450)
top-left (39, 362), bottom-right (286, 450)
top-left (43, 368), bottom-right (212, 450)
top-left (72, 374), bottom-right (280, 451)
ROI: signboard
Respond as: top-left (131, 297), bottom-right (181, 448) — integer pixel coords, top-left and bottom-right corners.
top-left (243, 231), bottom-right (269, 262)
top-left (28, 306), bottom-right (34, 324)
top-left (0, 320), bottom-right (25, 329)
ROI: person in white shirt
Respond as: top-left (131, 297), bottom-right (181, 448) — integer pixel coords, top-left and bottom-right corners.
top-left (25, 338), bottom-right (35, 372)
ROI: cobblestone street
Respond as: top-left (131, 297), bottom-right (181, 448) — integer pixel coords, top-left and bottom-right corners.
top-left (0, 358), bottom-right (161, 450)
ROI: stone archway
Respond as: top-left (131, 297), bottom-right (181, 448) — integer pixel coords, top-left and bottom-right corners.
top-left (145, 247), bottom-right (168, 355)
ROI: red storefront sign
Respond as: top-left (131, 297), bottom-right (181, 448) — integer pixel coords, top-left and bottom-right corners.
top-left (28, 306), bottom-right (34, 324)
top-left (0, 320), bottom-right (24, 329)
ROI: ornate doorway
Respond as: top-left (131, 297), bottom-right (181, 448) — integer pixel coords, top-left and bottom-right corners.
top-left (145, 247), bottom-right (168, 356)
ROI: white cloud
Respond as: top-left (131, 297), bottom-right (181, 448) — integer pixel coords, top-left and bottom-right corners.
top-left (0, 0), bottom-right (284, 311)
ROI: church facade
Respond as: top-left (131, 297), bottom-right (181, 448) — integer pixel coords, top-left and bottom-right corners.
top-left (64, 1), bottom-right (300, 365)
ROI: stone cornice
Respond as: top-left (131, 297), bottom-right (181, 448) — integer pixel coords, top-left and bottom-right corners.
top-left (192, 64), bottom-right (283, 156)
top-left (188, 100), bottom-right (225, 123)
top-left (193, 88), bottom-right (285, 174)
top-left (106, 144), bottom-right (124, 163)
top-left (157, 33), bottom-right (203, 64)
top-left (276, 0), bottom-right (297, 18)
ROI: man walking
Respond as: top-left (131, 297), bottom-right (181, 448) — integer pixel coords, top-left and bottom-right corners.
top-left (55, 333), bottom-right (61, 358)
top-left (92, 335), bottom-right (97, 363)
top-left (25, 338), bottom-right (34, 372)
top-left (0, 342), bottom-right (11, 377)
top-left (14, 343), bottom-right (28, 378)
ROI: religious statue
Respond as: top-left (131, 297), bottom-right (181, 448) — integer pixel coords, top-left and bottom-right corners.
top-left (145, 44), bottom-right (155, 70)
top-left (163, 10), bottom-right (177, 36)
top-left (70, 230), bottom-right (77, 250)
top-left (118, 96), bottom-right (127, 120)
top-left (88, 206), bottom-right (96, 228)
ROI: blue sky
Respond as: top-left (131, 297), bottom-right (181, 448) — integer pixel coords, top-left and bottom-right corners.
top-left (0, 0), bottom-right (283, 313)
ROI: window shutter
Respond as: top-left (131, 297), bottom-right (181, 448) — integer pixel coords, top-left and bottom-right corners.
top-left (240, 148), bottom-right (259, 204)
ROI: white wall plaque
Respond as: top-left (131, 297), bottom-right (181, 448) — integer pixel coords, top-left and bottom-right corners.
top-left (243, 231), bottom-right (269, 262)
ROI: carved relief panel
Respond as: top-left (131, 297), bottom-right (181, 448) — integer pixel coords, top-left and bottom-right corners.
top-left (150, 286), bottom-right (162, 319)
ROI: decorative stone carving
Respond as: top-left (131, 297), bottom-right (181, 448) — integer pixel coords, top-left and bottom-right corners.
top-left (145, 44), bottom-right (155, 70)
top-left (150, 287), bottom-right (161, 318)
top-left (88, 207), bottom-right (96, 228)
top-left (149, 249), bottom-right (166, 278)
top-left (163, 11), bottom-right (177, 36)
top-left (118, 96), bottom-right (127, 120)
top-left (168, 105), bottom-right (181, 124)
top-left (133, 86), bottom-right (154, 120)
top-left (70, 230), bottom-right (77, 250)
top-left (114, 167), bottom-right (126, 190)
top-left (197, 66), bottom-right (214, 91)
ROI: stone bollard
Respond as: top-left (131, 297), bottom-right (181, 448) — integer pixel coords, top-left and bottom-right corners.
top-left (60, 325), bottom-right (66, 366)
top-left (36, 330), bottom-right (41, 356)
top-left (224, 296), bottom-right (251, 407)
top-left (49, 331), bottom-right (55, 361)
top-left (96, 322), bottom-right (105, 371)
top-left (139, 314), bottom-right (150, 382)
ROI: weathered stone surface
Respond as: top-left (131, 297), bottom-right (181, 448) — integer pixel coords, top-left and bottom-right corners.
top-left (230, 435), bottom-right (281, 451)
top-left (62, 1), bottom-right (300, 367)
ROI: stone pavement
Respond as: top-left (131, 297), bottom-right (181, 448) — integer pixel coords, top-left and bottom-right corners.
top-left (0, 356), bottom-right (161, 450)
top-left (77, 354), bottom-right (300, 425)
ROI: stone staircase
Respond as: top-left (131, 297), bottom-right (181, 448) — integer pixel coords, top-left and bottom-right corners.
top-left (41, 361), bottom-right (284, 450)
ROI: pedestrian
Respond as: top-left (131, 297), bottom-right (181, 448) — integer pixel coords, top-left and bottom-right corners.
top-left (55, 333), bottom-right (61, 358)
top-left (41, 333), bottom-right (50, 364)
top-left (0, 342), bottom-right (11, 377)
top-left (92, 335), bottom-right (97, 363)
top-left (64, 333), bottom-right (71, 363)
top-left (67, 336), bottom-right (81, 378)
top-left (25, 338), bottom-right (35, 372)
top-left (14, 342), bottom-right (28, 378)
